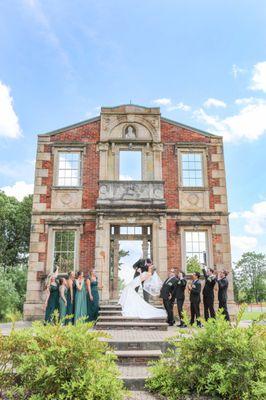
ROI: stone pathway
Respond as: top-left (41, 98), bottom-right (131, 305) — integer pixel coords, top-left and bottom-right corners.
top-left (124, 391), bottom-right (163, 399)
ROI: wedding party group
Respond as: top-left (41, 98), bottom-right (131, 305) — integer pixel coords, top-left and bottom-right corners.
top-left (119, 258), bottom-right (230, 327)
top-left (44, 268), bottom-right (101, 324)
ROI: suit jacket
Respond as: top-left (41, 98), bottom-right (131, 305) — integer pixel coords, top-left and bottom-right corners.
top-left (133, 259), bottom-right (148, 276)
top-left (175, 278), bottom-right (187, 301)
top-left (160, 276), bottom-right (178, 301)
top-left (190, 279), bottom-right (201, 303)
top-left (202, 269), bottom-right (216, 298)
top-left (217, 277), bottom-right (228, 302)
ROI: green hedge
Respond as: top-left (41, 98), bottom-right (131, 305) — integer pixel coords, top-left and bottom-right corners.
top-left (0, 317), bottom-right (126, 400)
top-left (146, 308), bottom-right (266, 400)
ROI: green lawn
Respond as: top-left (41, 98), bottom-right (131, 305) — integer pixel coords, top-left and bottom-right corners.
top-left (241, 311), bottom-right (265, 320)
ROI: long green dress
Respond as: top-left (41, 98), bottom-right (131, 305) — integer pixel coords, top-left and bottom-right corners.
top-left (87, 279), bottom-right (100, 321)
top-left (74, 279), bottom-right (87, 324)
top-left (59, 286), bottom-right (68, 324)
top-left (45, 284), bottom-right (59, 323)
top-left (66, 280), bottom-right (75, 325)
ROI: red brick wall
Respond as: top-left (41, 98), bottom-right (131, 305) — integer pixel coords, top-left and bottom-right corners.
top-left (79, 221), bottom-right (96, 274)
top-left (161, 120), bottom-right (223, 272)
top-left (40, 120), bottom-right (100, 209)
top-left (166, 219), bottom-right (181, 270)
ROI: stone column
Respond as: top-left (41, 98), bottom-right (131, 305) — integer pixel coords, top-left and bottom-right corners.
top-left (98, 142), bottom-right (109, 180)
top-left (152, 143), bottom-right (164, 180)
top-left (95, 217), bottom-right (110, 301)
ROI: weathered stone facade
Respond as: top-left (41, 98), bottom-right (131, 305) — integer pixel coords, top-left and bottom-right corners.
top-left (24, 105), bottom-right (235, 320)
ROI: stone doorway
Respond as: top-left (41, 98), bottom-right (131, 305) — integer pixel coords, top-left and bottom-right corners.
top-left (109, 225), bottom-right (152, 299)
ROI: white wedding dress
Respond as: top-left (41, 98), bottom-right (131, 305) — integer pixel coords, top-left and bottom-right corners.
top-left (118, 273), bottom-right (167, 319)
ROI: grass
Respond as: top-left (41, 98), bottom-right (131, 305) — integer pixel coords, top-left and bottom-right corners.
top-left (241, 310), bottom-right (265, 320)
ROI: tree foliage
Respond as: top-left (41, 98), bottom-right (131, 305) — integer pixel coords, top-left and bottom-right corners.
top-left (0, 192), bottom-right (32, 269)
top-left (233, 252), bottom-right (266, 303)
top-left (186, 255), bottom-right (202, 274)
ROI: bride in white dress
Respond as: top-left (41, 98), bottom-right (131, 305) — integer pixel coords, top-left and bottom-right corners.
top-left (118, 266), bottom-right (167, 319)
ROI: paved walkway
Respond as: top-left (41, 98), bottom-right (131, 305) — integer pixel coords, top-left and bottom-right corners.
top-left (124, 391), bottom-right (164, 399)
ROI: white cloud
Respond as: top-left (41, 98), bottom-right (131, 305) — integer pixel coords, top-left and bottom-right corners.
top-left (231, 236), bottom-right (258, 259)
top-left (232, 64), bottom-right (246, 78)
top-left (1, 181), bottom-right (34, 201)
top-left (230, 201), bottom-right (266, 236)
top-left (203, 98), bottom-right (227, 108)
top-left (250, 61), bottom-right (266, 92)
top-left (152, 98), bottom-right (172, 106)
top-left (235, 97), bottom-right (255, 105)
top-left (195, 98), bottom-right (266, 142)
top-left (0, 81), bottom-right (22, 139)
top-left (167, 102), bottom-right (191, 112)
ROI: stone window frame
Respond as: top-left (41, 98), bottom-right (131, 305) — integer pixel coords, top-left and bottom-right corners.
top-left (180, 226), bottom-right (213, 274)
top-left (52, 145), bottom-right (86, 188)
top-left (46, 224), bottom-right (82, 275)
top-left (176, 145), bottom-right (208, 190)
top-left (114, 143), bottom-right (147, 181)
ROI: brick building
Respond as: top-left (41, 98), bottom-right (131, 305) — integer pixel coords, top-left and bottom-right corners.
top-left (24, 105), bottom-right (234, 320)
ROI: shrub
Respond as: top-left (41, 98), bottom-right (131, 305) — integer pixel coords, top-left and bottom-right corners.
top-left (146, 308), bottom-right (266, 399)
top-left (0, 319), bottom-right (126, 400)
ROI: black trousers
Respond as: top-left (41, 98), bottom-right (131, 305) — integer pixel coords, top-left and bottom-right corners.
top-left (203, 295), bottom-right (216, 321)
top-left (176, 298), bottom-right (185, 325)
top-left (219, 299), bottom-right (230, 321)
top-left (163, 299), bottom-right (174, 324)
top-left (190, 301), bottom-right (201, 326)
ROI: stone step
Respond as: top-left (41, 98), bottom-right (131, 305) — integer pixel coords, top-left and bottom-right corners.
top-left (100, 304), bottom-right (122, 311)
top-left (119, 365), bottom-right (150, 390)
top-left (107, 340), bottom-right (170, 352)
top-left (114, 349), bottom-right (162, 365)
top-left (99, 310), bottom-right (122, 316)
top-left (95, 322), bottom-right (168, 331)
top-left (99, 316), bottom-right (166, 323)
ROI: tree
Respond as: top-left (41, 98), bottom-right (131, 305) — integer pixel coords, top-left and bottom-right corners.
top-left (0, 192), bottom-right (32, 269)
top-left (186, 255), bottom-right (202, 274)
top-left (233, 252), bottom-right (266, 303)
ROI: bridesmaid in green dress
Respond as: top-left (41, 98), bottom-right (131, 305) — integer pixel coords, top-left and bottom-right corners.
top-left (44, 274), bottom-right (59, 323)
top-left (87, 269), bottom-right (101, 321)
top-left (66, 271), bottom-right (75, 325)
top-left (59, 277), bottom-right (68, 324)
top-left (74, 271), bottom-right (87, 324)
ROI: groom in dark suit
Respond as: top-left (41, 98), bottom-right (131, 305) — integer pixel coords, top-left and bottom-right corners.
top-left (160, 268), bottom-right (178, 326)
top-left (133, 258), bottom-right (152, 303)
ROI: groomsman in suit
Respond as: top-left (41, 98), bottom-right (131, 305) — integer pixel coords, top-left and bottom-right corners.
top-left (217, 270), bottom-right (230, 321)
top-left (133, 258), bottom-right (152, 303)
top-left (176, 271), bottom-right (187, 327)
top-left (160, 268), bottom-right (178, 326)
top-left (202, 267), bottom-right (216, 320)
top-left (188, 272), bottom-right (202, 327)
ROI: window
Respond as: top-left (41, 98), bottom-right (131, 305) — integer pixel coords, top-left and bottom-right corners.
top-left (181, 152), bottom-right (203, 187)
top-left (57, 152), bottom-right (81, 186)
top-left (119, 151), bottom-right (142, 180)
top-left (185, 231), bottom-right (207, 272)
top-left (53, 230), bottom-right (76, 273)
top-left (120, 226), bottom-right (142, 235)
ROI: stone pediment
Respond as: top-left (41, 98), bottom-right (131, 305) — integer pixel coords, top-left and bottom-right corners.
top-left (100, 104), bottom-right (161, 142)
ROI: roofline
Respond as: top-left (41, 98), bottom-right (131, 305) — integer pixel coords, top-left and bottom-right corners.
top-left (161, 117), bottom-right (221, 138)
top-left (38, 107), bottom-right (221, 139)
top-left (102, 103), bottom-right (160, 110)
top-left (38, 116), bottom-right (100, 137)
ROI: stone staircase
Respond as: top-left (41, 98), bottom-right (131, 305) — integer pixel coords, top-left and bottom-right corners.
top-left (96, 302), bottom-right (170, 391)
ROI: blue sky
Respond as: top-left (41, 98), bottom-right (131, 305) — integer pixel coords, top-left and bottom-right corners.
top-left (0, 0), bottom-right (266, 262)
